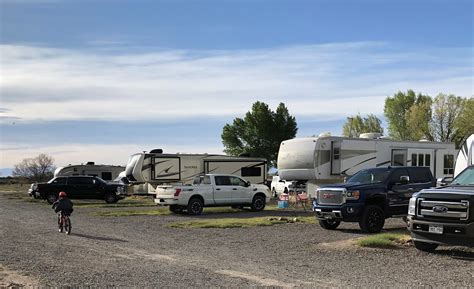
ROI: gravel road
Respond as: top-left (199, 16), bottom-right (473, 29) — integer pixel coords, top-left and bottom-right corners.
top-left (1, 193), bottom-right (473, 287)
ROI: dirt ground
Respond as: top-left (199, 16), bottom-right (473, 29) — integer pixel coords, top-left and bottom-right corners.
top-left (1, 191), bottom-right (473, 287)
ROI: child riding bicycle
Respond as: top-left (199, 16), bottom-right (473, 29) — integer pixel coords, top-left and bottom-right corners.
top-left (52, 191), bottom-right (74, 232)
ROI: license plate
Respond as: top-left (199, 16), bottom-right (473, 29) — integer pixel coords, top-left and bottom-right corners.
top-left (429, 225), bottom-right (443, 234)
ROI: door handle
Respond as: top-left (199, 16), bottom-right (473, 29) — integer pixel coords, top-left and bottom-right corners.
top-left (232, 188), bottom-right (237, 190)
top-left (216, 188), bottom-right (221, 191)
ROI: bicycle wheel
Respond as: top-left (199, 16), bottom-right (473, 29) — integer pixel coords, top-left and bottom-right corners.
top-left (58, 215), bottom-right (63, 233)
top-left (65, 217), bottom-right (72, 235)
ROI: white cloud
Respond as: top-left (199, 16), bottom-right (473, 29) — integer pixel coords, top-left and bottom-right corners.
top-left (1, 42), bottom-right (472, 123)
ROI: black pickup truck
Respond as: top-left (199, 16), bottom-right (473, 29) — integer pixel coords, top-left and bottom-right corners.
top-left (407, 165), bottom-right (474, 252)
top-left (313, 166), bottom-right (435, 233)
top-left (33, 176), bottom-right (127, 204)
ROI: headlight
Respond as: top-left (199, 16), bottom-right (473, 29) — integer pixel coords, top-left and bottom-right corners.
top-left (345, 190), bottom-right (360, 200)
top-left (408, 197), bottom-right (417, 215)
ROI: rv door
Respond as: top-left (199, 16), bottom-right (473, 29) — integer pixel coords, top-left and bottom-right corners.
top-left (435, 150), bottom-right (457, 179)
top-left (391, 149), bottom-right (407, 166)
top-left (331, 141), bottom-right (342, 175)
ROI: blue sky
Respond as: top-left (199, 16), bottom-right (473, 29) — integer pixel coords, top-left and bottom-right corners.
top-left (0, 0), bottom-right (473, 174)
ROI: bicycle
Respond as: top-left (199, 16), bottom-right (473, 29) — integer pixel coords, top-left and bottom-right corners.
top-left (57, 211), bottom-right (72, 235)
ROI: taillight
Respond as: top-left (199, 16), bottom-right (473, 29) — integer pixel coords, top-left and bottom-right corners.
top-left (174, 188), bottom-right (181, 197)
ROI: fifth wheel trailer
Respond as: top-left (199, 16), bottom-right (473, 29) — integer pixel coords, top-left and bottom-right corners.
top-left (277, 134), bottom-right (457, 197)
top-left (125, 150), bottom-right (268, 194)
top-left (454, 134), bottom-right (473, 177)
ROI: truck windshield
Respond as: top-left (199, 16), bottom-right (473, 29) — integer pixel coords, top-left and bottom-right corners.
top-left (346, 169), bottom-right (390, 184)
top-left (451, 167), bottom-right (474, 185)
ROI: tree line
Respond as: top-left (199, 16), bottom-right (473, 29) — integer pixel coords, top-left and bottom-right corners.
top-left (222, 90), bottom-right (473, 166)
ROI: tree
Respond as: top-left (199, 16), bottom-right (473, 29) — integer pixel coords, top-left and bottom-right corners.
top-left (12, 154), bottom-right (55, 182)
top-left (221, 101), bottom-right (297, 167)
top-left (406, 95), bottom-right (433, 141)
top-left (453, 96), bottom-right (474, 147)
top-left (342, 113), bottom-right (384, 137)
top-left (429, 93), bottom-right (466, 143)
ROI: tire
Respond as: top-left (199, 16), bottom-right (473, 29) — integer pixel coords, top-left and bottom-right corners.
top-left (169, 205), bottom-right (184, 214)
top-left (359, 205), bottom-right (385, 233)
top-left (319, 219), bottom-right (341, 230)
top-left (47, 193), bottom-right (58, 204)
top-left (250, 195), bottom-right (266, 211)
top-left (187, 198), bottom-right (204, 215)
top-left (105, 193), bottom-right (119, 204)
top-left (413, 241), bottom-right (438, 252)
top-left (58, 216), bottom-right (63, 233)
top-left (64, 217), bottom-right (72, 235)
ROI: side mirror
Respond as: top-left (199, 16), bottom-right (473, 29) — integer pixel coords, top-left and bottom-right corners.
top-left (245, 181), bottom-right (251, 187)
top-left (438, 177), bottom-right (453, 186)
top-left (400, 176), bottom-right (409, 185)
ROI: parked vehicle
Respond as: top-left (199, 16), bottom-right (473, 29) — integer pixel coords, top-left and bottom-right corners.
top-left (32, 176), bottom-right (127, 204)
top-left (313, 166), bottom-right (435, 233)
top-left (125, 149), bottom-right (267, 194)
top-left (154, 174), bottom-right (271, 215)
top-left (54, 162), bottom-right (125, 181)
top-left (270, 176), bottom-right (291, 197)
top-left (407, 165), bottom-right (474, 252)
top-left (278, 133), bottom-right (457, 198)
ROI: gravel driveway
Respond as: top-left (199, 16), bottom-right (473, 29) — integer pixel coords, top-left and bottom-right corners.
top-left (1, 193), bottom-right (473, 287)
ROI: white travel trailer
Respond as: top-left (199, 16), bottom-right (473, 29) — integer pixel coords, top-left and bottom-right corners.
top-left (277, 133), bottom-right (457, 197)
top-left (454, 134), bottom-right (474, 177)
top-left (125, 150), bottom-right (268, 194)
top-left (54, 162), bottom-right (125, 181)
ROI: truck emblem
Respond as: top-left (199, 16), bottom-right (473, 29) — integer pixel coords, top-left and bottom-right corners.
top-left (433, 205), bottom-right (448, 213)
top-left (322, 193), bottom-right (336, 199)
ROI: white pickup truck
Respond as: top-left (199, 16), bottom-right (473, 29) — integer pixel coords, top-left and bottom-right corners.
top-left (154, 174), bottom-right (271, 215)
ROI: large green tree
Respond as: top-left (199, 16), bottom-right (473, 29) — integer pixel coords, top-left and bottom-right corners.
top-left (342, 113), bottom-right (384, 137)
top-left (453, 97), bottom-right (474, 146)
top-left (384, 90), bottom-right (431, 140)
top-left (221, 101), bottom-right (297, 166)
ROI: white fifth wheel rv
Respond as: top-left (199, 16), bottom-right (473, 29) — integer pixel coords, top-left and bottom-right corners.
top-left (125, 149), bottom-right (268, 194)
top-left (277, 133), bottom-right (457, 197)
top-left (454, 134), bottom-right (473, 177)
top-left (54, 162), bottom-right (125, 181)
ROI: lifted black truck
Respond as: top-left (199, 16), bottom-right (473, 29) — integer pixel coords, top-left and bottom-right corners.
top-left (407, 165), bottom-right (474, 252)
top-left (313, 166), bottom-right (435, 233)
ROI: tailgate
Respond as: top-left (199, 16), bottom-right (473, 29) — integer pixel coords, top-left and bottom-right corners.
top-left (155, 186), bottom-right (178, 198)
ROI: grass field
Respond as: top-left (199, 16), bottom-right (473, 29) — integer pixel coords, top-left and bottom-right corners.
top-left (356, 232), bottom-right (411, 248)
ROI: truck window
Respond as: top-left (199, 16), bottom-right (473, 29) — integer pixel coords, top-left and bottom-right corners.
top-left (229, 176), bottom-right (247, 186)
top-left (49, 177), bottom-right (67, 185)
top-left (409, 168), bottom-right (432, 183)
top-left (389, 169), bottom-right (410, 184)
top-left (203, 176), bottom-right (211, 185)
top-left (215, 176), bottom-right (231, 186)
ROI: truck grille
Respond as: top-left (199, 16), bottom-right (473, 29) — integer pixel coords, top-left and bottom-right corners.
top-left (417, 199), bottom-right (469, 221)
top-left (317, 189), bottom-right (344, 205)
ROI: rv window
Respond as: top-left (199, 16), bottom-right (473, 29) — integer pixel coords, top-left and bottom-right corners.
top-left (425, 154), bottom-right (431, 167)
top-left (333, 147), bottom-right (340, 160)
top-left (241, 167), bottom-right (261, 177)
top-left (215, 176), bottom-right (231, 186)
top-left (443, 154), bottom-right (454, 175)
top-left (418, 154), bottom-right (424, 167)
top-left (411, 154), bottom-right (417, 166)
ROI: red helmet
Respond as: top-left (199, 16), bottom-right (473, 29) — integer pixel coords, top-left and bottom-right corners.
top-left (59, 191), bottom-right (67, 198)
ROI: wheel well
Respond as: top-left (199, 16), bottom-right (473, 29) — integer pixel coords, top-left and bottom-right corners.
top-left (189, 195), bottom-right (204, 204)
top-left (366, 197), bottom-right (385, 208)
top-left (253, 192), bottom-right (266, 200)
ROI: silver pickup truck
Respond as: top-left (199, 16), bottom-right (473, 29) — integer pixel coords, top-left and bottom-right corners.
top-left (154, 174), bottom-right (271, 215)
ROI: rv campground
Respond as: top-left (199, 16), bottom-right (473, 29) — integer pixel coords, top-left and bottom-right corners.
top-left (1, 186), bottom-right (473, 288)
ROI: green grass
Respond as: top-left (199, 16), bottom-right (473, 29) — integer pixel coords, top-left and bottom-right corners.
top-left (168, 216), bottom-right (316, 229)
top-left (357, 232), bottom-right (411, 248)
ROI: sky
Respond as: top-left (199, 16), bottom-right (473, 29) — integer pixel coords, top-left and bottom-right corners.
top-left (0, 0), bottom-right (473, 175)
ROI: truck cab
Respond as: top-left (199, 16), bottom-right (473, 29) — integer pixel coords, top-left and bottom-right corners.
top-left (313, 166), bottom-right (435, 233)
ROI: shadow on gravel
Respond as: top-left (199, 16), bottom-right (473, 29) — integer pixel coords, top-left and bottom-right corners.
top-left (434, 249), bottom-right (474, 261)
top-left (72, 233), bottom-right (128, 243)
top-left (190, 210), bottom-right (313, 219)
top-left (336, 227), bottom-right (408, 235)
